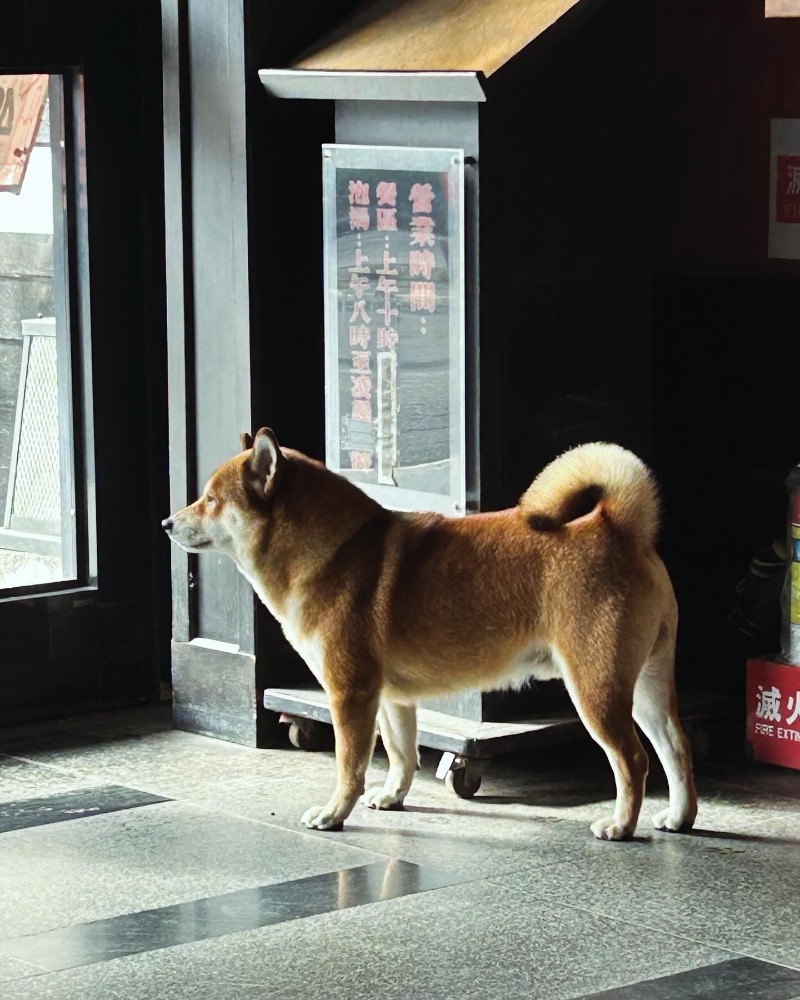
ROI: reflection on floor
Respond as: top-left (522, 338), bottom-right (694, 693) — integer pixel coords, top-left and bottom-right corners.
top-left (0, 705), bottom-right (798, 1000)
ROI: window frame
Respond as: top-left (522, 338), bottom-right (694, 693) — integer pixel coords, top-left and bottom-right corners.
top-left (0, 67), bottom-right (96, 602)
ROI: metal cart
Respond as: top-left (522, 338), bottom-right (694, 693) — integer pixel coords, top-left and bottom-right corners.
top-left (264, 686), bottom-right (729, 799)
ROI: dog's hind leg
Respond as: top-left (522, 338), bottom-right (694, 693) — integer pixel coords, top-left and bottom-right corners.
top-left (361, 701), bottom-right (418, 811)
top-left (558, 649), bottom-right (649, 841)
top-left (301, 686), bottom-right (380, 831)
top-left (633, 627), bottom-right (698, 833)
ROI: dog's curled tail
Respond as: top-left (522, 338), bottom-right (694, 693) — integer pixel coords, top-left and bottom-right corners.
top-left (519, 443), bottom-right (660, 547)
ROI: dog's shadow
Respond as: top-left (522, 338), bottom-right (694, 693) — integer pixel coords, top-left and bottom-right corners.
top-left (359, 806), bottom-right (800, 848)
top-left (684, 827), bottom-right (800, 847)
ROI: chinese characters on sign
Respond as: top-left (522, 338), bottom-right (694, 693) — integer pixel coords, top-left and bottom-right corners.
top-left (776, 155), bottom-right (800, 224)
top-left (747, 658), bottom-right (800, 769)
top-left (325, 147), bottom-right (462, 501)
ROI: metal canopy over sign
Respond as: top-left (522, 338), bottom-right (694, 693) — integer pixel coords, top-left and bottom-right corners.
top-left (0, 74), bottom-right (48, 194)
top-left (322, 143), bottom-right (467, 515)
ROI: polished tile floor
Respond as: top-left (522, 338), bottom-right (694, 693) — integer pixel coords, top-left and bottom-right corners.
top-left (0, 705), bottom-right (798, 999)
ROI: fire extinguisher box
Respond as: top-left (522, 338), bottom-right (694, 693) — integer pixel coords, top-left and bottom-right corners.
top-left (746, 656), bottom-right (800, 769)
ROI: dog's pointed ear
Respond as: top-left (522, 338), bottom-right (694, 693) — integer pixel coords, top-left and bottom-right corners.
top-left (240, 431), bottom-right (253, 452)
top-left (249, 427), bottom-right (283, 496)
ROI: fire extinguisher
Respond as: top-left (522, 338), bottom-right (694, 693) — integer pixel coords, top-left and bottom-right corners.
top-left (783, 462), bottom-right (800, 664)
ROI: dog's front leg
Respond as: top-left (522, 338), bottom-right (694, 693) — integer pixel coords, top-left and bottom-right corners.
top-left (301, 689), bottom-right (379, 831)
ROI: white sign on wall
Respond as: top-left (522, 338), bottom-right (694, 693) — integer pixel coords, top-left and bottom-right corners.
top-left (769, 118), bottom-right (800, 260)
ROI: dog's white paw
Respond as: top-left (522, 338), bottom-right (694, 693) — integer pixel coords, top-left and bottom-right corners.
top-left (301, 805), bottom-right (344, 831)
top-left (590, 817), bottom-right (634, 841)
top-left (652, 807), bottom-right (695, 833)
top-left (360, 786), bottom-right (406, 811)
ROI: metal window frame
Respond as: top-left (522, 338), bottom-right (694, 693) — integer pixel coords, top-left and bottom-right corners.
top-left (0, 68), bottom-right (96, 602)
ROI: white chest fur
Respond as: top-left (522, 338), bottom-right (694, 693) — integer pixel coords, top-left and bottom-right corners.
top-left (237, 565), bottom-right (327, 686)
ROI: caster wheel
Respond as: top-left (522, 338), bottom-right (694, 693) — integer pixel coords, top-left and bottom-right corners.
top-left (258, 710), bottom-right (288, 749)
top-left (288, 720), bottom-right (325, 751)
top-left (445, 764), bottom-right (482, 799)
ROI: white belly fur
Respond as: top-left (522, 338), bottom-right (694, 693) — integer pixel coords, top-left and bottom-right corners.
top-left (495, 646), bottom-right (563, 689)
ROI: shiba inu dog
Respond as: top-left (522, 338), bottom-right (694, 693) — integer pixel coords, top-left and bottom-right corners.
top-left (163, 428), bottom-right (697, 840)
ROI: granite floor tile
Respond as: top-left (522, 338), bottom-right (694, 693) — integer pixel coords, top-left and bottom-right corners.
top-left (0, 785), bottom-right (169, 833)
top-left (0, 756), bottom-right (106, 805)
top-left (0, 727), bottom-right (275, 800)
top-left (185, 757), bottom-right (609, 879)
top-left (4, 708), bottom-right (795, 840)
top-left (0, 956), bottom-right (47, 984)
top-left (701, 761), bottom-right (800, 802)
top-left (178, 743), bottom-right (800, 878)
top-left (0, 861), bottom-right (463, 973)
top-left (0, 706), bottom-right (797, 999)
top-left (0, 880), bottom-right (734, 1000)
top-left (577, 956), bottom-right (800, 999)
top-left (0, 725), bottom-right (621, 879)
top-left (0, 800), bottom-right (384, 938)
top-left (0, 706), bottom-right (173, 753)
top-left (490, 829), bottom-right (800, 969)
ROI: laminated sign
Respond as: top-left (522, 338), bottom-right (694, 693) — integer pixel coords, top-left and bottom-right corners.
top-left (769, 118), bottom-right (800, 259)
top-left (0, 75), bottom-right (49, 194)
top-left (322, 143), bottom-right (467, 516)
top-left (746, 657), bottom-right (800, 769)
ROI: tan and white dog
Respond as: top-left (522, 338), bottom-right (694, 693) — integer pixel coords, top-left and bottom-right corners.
top-left (163, 428), bottom-right (697, 840)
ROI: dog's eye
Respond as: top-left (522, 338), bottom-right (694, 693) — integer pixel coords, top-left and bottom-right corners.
top-left (206, 495), bottom-right (216, 505)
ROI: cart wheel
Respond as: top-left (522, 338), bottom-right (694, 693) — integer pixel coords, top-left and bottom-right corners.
top-left (258, 710), bottom-right (288, 749)
top-left (288, 720), bottom-right (325, 751)
top-left (445, 763), bottom-right (482, 799)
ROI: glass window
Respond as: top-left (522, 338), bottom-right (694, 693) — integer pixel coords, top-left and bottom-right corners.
top-left (0, 74), bottom-right (90, 593)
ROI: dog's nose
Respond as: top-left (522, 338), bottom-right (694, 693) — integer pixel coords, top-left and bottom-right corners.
top-left (161, 517), bottom-right (174, 533)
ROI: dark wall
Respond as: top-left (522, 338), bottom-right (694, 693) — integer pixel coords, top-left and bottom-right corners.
top-left (244, 0), bottom-right (364, 459)
top-left (655, 0), bottom-right (800, 274)
top-left (0, 0), bottom-right (169, 724)
top-left (652, 1), bottom-right (800, 694)
top-left (654, 275), bottom-right (799, 674)
top-left (480, 0), bottom-right (654, 509)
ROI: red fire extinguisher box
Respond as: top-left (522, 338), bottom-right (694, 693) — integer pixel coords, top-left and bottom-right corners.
top-left (746, 657), bottom-right (800, 769)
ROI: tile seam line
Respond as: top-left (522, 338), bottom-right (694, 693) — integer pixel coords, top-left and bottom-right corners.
top-left (2, 954), bottom-right (52, 976)
top-left (0, 752), bottom-right (99, 778)
top-left (480, 877), bottom-right (756, 959)
top-left (483, 879), bottom-right (800, 971)
top-left (561, 955), bottom-right (800, 1000)
top-left (0, 767), bottom-right (478, 875)
top-left (164, 797), bottom-right (490, 872)
top-left (0, 796), bottom-right (173, 837)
